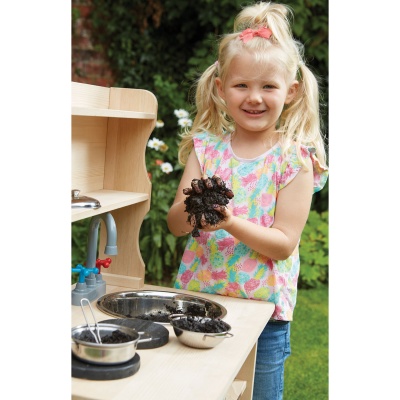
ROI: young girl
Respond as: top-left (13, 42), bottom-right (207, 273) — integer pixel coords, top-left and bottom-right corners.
top-left (167, 2), bottom-right (328, 399)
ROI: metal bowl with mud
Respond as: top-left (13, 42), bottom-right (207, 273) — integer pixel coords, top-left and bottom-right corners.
top-left (71, 323), bottom-right (152, 365)
top-left (169, 315), bottom-right (233, 349)
top-left (97, 290), bottom-right (227, 324)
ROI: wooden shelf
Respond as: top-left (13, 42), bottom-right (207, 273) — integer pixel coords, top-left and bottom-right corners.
top-left (71, 190), bottom-right (149, 222)
top-left (72, 106), bottom-right (156, 120)
top-left (71, 82), bottom-right (157, 280)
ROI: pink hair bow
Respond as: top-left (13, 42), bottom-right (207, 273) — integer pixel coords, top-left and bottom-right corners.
top-left (239, 27), bottom-right (272, 43)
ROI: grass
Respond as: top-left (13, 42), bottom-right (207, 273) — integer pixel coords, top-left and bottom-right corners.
top-left (284, 286), bottom-right (328, 399)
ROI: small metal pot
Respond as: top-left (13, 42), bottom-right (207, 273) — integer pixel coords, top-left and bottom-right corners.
top-left (71, 323), bottom-right (151, 365)
top-left (170, 315), bottom-right (234, 349)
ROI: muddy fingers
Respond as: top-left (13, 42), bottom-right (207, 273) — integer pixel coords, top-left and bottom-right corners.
top-left (183, 175), bottom-right (234, 237)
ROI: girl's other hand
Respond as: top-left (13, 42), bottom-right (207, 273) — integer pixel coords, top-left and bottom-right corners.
top-left (196, 204), bottom-right (233, 232)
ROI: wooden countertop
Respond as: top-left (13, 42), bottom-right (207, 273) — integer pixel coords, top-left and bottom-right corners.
top-left (71, 284), bottom-right (275, 400)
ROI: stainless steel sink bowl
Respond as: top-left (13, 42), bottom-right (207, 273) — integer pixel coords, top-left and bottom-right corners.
top-left (96, 290), bottom-right (227, 324)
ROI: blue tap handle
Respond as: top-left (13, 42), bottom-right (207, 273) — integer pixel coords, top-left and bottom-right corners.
top-left (72, 264), bottom-right (99, 283)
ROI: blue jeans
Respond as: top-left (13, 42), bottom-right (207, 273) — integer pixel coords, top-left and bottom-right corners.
top-left (252, 321), bottom-right (291, 400)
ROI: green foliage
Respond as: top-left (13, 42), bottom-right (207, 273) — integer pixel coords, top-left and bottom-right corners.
top-left (139, 113), bottom-right (188, 285)
top-left (299, 210), bottom-right (329, 288)
top-left (284, 286), bottom-right (328, 399)
top-left (71, 218), bottom-right (91, 284)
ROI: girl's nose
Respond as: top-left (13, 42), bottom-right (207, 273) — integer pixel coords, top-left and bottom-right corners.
top-left (247, 90), bottom-right (262, 104)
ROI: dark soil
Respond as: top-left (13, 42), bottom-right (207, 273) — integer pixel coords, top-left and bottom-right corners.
top-left (77, 329), bottom-right (134, 344)
top-left (183, 175), bottom-right (234, 237)
top-left (133, 310), bottom-right (171, 323)
top-left (172, 316), bottom-right (230, 333)
top-left (133, 301), bottom-right (221, 323)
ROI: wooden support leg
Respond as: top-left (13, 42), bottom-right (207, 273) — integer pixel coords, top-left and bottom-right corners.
top-left (234, 343), bottom-right (257, 400)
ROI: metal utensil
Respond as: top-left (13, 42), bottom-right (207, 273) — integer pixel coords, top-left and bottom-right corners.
top-left (80, 298), bottom-right (102, 344)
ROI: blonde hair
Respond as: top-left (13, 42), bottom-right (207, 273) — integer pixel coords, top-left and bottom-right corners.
top-left (178, 1), bottom-right (327, 168)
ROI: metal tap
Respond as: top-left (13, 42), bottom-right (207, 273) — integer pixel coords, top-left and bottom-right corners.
top-left (86, 212), bottom-right (117, 269)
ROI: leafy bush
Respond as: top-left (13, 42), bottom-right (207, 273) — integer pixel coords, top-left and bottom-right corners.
top-left (299, 210), bottom-right (329, 288)
top-left (71, 218), bottom-right (91, 284)
top-left (140, 110), bottom-right (191, 285)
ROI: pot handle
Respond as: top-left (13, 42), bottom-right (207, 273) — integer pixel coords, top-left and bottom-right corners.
top-left (204, 332), bottom-right (234, 339)
top-left (137, 332), bottom-right (153, 344)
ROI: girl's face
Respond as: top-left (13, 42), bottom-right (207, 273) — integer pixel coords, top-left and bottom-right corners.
top-left (216, 51), bottom-right (298, 137)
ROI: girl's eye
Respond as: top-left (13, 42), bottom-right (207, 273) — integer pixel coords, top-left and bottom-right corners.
top-left (235, 84), bottom-right (247, 88)
top-left (263, 84), bottom-right (275, 89)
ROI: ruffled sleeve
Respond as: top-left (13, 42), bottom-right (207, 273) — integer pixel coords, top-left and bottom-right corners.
top-left (308, 147), bottom-right (329, 193)
top-left (278, 145), bottom-right (328, 193)
top-left (193, 132), bottom-right (208, 171)
top-left (193, 132), bottom-right (230, 175)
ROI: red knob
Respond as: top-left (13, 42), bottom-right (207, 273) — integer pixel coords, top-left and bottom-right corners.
top-left (95, 258), bottom-right (112, 272)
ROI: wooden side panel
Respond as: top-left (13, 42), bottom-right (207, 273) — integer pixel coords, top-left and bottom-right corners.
top-left (71, 115), bottom-right (107, 193)
top-left (98, 88), bottom-right (157, 282)
top-left (234, 343), bottom-right (258, 400)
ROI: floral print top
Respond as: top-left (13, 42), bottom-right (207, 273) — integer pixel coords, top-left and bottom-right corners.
top-left (174, 132), bottom-right (329, 321)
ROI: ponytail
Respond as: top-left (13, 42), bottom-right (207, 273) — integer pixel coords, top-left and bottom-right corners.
top-left (279, 63), bottom-right (327, 168)
top-left (178, 61), bottom-right (232, 165)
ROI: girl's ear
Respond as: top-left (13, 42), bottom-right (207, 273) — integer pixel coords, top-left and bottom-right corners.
top-left (215, 77), bottom-right (225, 100)
top-left (285, 81), bottom-right (299, 104)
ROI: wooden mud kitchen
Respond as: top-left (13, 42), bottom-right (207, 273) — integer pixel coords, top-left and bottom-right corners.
top-left (71, 82), bottom-right (275, 400)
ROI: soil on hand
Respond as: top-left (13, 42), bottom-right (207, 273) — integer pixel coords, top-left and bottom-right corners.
top-left (183, 175), bottom-right (234, 237)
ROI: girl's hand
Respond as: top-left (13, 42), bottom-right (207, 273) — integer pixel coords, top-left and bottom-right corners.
top-left (194, 204), bottom-right (233, 232)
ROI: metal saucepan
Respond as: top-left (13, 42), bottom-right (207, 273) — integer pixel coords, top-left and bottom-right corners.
top-left (71, 323), bottom-right (152, 365)
top-left (169, 315), bottom-right (234, 349)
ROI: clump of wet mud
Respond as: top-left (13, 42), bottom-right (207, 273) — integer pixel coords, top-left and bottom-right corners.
top-left (183, 175), bottom-right (234, 237)
top-left (77, 329), bottom-right (133, 344)
top-left (172, 316), bottom-right (230, 333)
